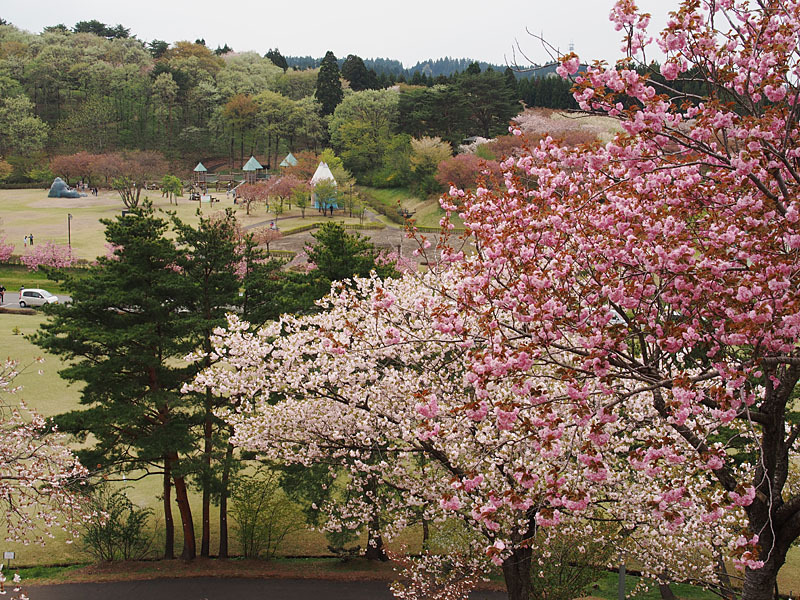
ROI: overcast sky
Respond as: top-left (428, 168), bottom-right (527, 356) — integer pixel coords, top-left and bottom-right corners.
top-left (3, 0), bottom-right (670, 67)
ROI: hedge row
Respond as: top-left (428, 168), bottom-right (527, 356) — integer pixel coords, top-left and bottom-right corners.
top-left (0, 183), bottom-right (51, 190)
top-left (267, 250), bottom-right (297, 258)
top-left (3, 256), bottom-right (94, 269)
top-left (280, 221), bottom-right (386, 236)
top-left (413, 225), bottom-right (466, 234)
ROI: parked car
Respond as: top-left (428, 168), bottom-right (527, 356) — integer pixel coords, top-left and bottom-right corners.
top-left (19, 288), bottom-right (59, 308)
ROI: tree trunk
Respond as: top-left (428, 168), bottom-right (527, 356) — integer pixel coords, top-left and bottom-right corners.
top-left (200, 390), bottom-right (213, 557)
top-left (742, 564), bottom-right (781, 600)
top-left (502, 547), bottom-right (533, 600)
top-left (230, 127), bottom-right (235, 172)
top-left (421, 518), bottom-right (429, 550)
top-left (218, 439), bottom-right (234, 559)
top-left (267, 131), bottom-right (272, 170)
top-left (716, 549), bottom-right (735, 599)
top-left (171, 460), bottom-right (196, 560)
top-left (364, 531), bottom-right (387, 561)
top-left (364, 508), bottom-right (387, 561)
top-left (163, 459), bottom-right (175, 559)
top-left (658, 582), bottom-right (677, 600)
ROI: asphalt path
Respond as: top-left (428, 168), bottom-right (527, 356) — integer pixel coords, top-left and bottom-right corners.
top-left (0, 292), bottom-right (70, 308)
top-left (25, 577), bottom-right (508, 600)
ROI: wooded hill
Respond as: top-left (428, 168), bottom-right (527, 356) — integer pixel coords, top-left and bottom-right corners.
top-left (0, 19), bottom-right (580, 188)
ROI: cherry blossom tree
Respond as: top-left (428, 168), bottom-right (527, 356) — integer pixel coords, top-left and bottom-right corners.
top-left (21, 241), bottom-right (77, 270)
top-left (250, 226), bottom-right (283, 254)
top-left (435, 154), bottom-right (501, 191)
top-left (235, 183), bottom-right (269, 216)
top-left (193, 272), bottom-right (745, 600)
top-left (110, 151), bottom-right (169, 208)
top-left (0, 359), bottom-right (90, 597)
top-left (50, 152), bottom-right (97, 186)
top-left (0, 238), bottom-right (13, 263)
top-left (264, 175), bottom-right (306, 213)
top-left (425, 1), bottom-right (800, 599)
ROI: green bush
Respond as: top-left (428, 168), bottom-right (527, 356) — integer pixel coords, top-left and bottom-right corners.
top-left (82, 485), bottom-right (153, 562)
top-left (230, 468), bottom-right (306, 559)
top-left (528, 525), bottom-right (616, 600)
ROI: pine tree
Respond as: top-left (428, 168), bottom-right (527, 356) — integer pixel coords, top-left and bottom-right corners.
top-left (33, 203), bottom-right (198, 560)
top-left (315, 50), bottom-right (343, 116)
top-left (265, 48), bottom-right (288, 71)
top-left (171, 210), bottom-right (241, 558)
top-left (341, 54), bottom-right (373, 91)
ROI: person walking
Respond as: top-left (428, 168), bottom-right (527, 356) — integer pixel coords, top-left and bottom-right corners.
top-left (23, 235), bottom-right (28, 247)
top-left (29, 233), bottom-right (34, 246)
top-left (0, 283), bottom-right (5, 305)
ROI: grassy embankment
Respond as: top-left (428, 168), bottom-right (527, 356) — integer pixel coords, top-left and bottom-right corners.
top-left (357, 186), bottom-right (465, 230)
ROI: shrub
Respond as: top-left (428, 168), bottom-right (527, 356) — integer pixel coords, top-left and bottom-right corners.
top-left (230, 468), bottom-right (305, 559)
top-left (82, 485), bottom-right (153, 562)
top-left (528, 525), bottom-right (616, 600)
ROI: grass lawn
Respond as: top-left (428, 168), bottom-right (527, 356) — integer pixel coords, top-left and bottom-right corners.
top-left (0, 263), bottom-right (84, 295)
top-left (357, 186), bottom-right (465, 230)
top-left (0, 189), bottom-right (358, 263)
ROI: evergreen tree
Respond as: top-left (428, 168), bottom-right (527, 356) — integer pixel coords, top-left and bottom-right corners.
top-left (148, 39), bottom-right (169, 59)
top-left (33, 204), bottom-right (198, 560)
top-left (73, 20), bottom-right (130, 39)
top-left (315, 50), bottom-right (343, 116)
top-left (465, 61), bottom-right (481, 75)
top-left (171, 209), bottom-right (241, 559)
top-left (504, 67), bottom-right (519, 97)
top-left (265, 48), bottom-right (288, 71)
top-left (459, 69), bottom-right (520, 137)
top-left (304, 221), bottom-right (397, 297)
top-left (341, 54), bottom-right (373, 91)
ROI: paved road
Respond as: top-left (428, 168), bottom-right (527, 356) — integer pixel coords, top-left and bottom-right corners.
top-left (25, 577), bottom-right (507, 600)
top-left (0, 292), bottom-right (70, 308)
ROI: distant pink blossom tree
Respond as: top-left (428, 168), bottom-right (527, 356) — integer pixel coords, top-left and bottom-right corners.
top-left (21, 241), bottom-right (76, 270)
top-left (0, 237), bottom-right (13, 262)
top-left (435, 154), bottom-right (501, 191)
top-left (251, 226), bottom-right (283, 254)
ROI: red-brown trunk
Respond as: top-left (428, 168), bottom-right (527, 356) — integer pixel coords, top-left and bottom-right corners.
top-left (170, 458), bottom-right (196, 560)
top-left (163, 460), bottom-right (174, 559)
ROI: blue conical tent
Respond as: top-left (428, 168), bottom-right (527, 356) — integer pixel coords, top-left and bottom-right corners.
top-left (279, 152), bottom-right (298, 167)
top-left (242, 156), bottom-right (263, 171)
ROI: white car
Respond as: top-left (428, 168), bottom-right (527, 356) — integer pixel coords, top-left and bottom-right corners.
top-left (19, 288), bottom-right (59, 308)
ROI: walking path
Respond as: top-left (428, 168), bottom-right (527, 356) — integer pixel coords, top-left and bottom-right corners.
top-left (25, 577), bottom-right (506, 600)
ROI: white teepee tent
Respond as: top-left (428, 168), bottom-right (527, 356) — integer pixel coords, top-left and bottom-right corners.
top-left (311, 162), bottom-right (338, 210)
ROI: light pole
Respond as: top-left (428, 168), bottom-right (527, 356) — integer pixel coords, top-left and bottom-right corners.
top-left (67, 213), bottom-right (72, 248)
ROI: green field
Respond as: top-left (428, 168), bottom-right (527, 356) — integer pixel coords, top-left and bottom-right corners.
top-left (0, 188), bottom-right (376, 263)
